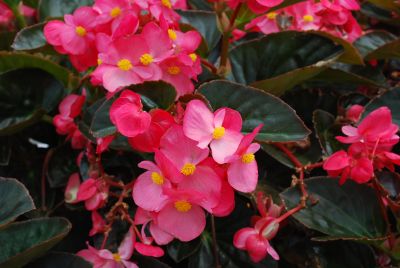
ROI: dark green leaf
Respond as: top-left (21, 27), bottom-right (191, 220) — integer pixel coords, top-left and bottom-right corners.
top-left (313, 110), bottom-right (336, 155)
top-left (0, 137), bottom-right (11, 165)
top-left (229, 31), bottom-right (343, 94)
top-left (178, 10), bottom-right (221, 52)
top-left (0, 69), bottom-right (64, 136)
top-left (0, 31), bottom-right (16, 51)
top-left (280, 177), bottom-right (387, 240)
top-left (3, 0), bottom-right (20, 7)
top-left (90, 97), bottom-right (116, 138)
top-left (129, 81), bottom-right (177, 110)
top-left (361, 2), bottom-right (400, 26)
top-left (135, 255), bottom-right (172, 268)
top-left (198, 80), bottom-right (311, 142)
top-left (365, 0), bottom-right (400, 13)
top-left (29, 252), bottom-right (91, 268)
top-left (167, 239), bottom-right (201, 263)
top-left (12, 23), bottom-right (47, 51)
top-left (354, 31), bottom-right (400, 60)
top-left (0, 177), bottom-right (35, 228)
top-left (47, 145), bottom-right (79, 188)
top-left (0, 52), bottom-right (78, 88)
top-left (0, 217), bottom-right (71, 267)
top-left (363, 87), bottom-right (400, 126)
top-left (38, 0), bottom-right (94, 21)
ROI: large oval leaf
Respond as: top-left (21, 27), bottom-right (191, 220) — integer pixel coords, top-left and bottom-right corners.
top-left (12, 23), bottom-right (47, 51)
top-left (0, 217), bottom-right (71, 267)
top-left (198, 80), bottom-right (311, 142)
top-left (0, 177), bottom-right (35, 228)
top-left (38, 0), bottom-right (94, 21)
top-left (29, 252), bottom-right (91, 268)
top-left (0, 68), bottom-right (64, 136)
top-left (0, 52), bottom-right (77, 88)
top-left (280, 177), bottom-right (387, 240)
top-left (354, 31), bottom-right (400, 60)
top-left (229, 31), bottom-right (343, 94)
top-left (363, 87), bottom-right (400, 126)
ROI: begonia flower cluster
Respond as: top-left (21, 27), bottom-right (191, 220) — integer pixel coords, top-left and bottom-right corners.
top-left (237, 0), bottom-right (362, 42)
top-left (44, 0), bottom-right (202, 96)
top-left (324, 106), bottom-right (400, 185)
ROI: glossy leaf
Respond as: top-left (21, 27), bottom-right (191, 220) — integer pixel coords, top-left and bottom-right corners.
top-left (365, 0), bottom-right (400, 12)
top-left (280, 177), bottom-right (387, 240)
top-left (0, 69), bottom-right (64, 136)
top-left (313, 109), bottom-right (336, 156)
top-left (354, 31), bottom-right (400, 60)
top-left (38, 0), bottom-right (94, 21)
top-left (198, 80), bottom-right (311, 142)
top-left (12, 22), bottom-right (47, 51)
top-left (29, 252), bottom-right (92, 268)
top-left (129, 81), bottom-right (177, 110)
top-left (47, 145), bottom-right (79, 188)
top-left (178, 10), bottom-right (221, 52)
top-left (0, 52), bottom-right (77, 88)
top-left (90, 97), bottom-right (116, 138)
top-left (229, 31), bottom-right (343, 90)
top-left (167, 239), bottom-right (201, 263)
top-left (0, 217), bottom-right (71, 267)
top-left (363, 88), bottom-right (400, 126)
top-left (0, 177), bottom-right (35, 228)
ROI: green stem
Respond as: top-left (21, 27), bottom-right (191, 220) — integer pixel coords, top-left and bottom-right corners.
top-left (210, 215), bottom-right (221, 268)
top-left (11, 5), bottom-right (27, 29)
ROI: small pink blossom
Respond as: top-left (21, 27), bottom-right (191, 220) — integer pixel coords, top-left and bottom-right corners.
top-left (245, 12), bottom-right (280, 35)
top-left (346, 104), bottom-right (364, 123)
top-left (65, 173), bottom-right (81, 204)
top-left (89, 210), bottom-right (106, 236)
top-left (77, 178), bottom-right (109, 210)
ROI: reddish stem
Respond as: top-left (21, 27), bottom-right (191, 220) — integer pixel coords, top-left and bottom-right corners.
top-left (201, 58), bottom-right (218, 74)
top-left (273, 143), bottom-right (302, 168)
top-left (304, 162), bottom-right (324, 171)
top-left (276, 203), bottom-right (304, 223)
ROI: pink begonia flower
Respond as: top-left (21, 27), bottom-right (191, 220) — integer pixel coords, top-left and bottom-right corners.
top-left (323, 143), bottom-right (374, 184)
top-left (132, 153), bottom-right (175, 211)
top-left (110, 90), bottom-right (152, 137)
top-left (78, 228), bottom-right (138, 268)
top-left (58, 94), bottom-right (86, 118)
top-left (183, 99), bottom-right (243, 164)
top-left (159, 56), bottom-right (197, 97)
top-left (336, 107), bottom-right (399, 150)
top-left (165, 27), bottom-right (202, 54)
top-left (160, 125), bottom-right (222, 209)
top-left (321, 0), bottom-right (360, 11)
top-left (94, 33), bottom-right (163, 92)
top-left (96, 135), bottom-right (116, 154)
top-left (247, 0), bottom-right (284, 14)
top-left (226, 125), bottom-right (263, 193)
top-left (245, 12), bottom-right (280, 35)
top-left (89, 210), bottom-right (106, 236)
top-left (20, 4), bottom-right (36, 18)
top-left (135, 242), bottom-right (164, 257)
top-left (374, 150), bottom-right (400, 172)
top-left (77, 178), bottom-right (109, 210)
top-left (134, 208), bottom-right (174, 245)
top-left (230, 29), bottom-right (246, 42)
top-left (149, 0), bottom-right (181, 22)
top-left (342, 15), bottom-right (362, 42)
top-left (286, 1), bottom-right (322, 31)
top-left (157, 188), bottom-right (207, 241)
top-left (346, 104), bottom-right (364, 123)
top-left (0, 1), bottom-right (13, 27)
top-left (44, 7), bottom-right (98, 55)
top-left (65, 173), bottom-right (81, 204)
top-left (129, 109), bottom-right (176, 152)
top-left (70, 129), bottom-right (88, 149)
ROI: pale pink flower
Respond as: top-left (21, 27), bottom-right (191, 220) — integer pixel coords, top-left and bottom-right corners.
top-left (245, 12), bottom-right (280, 35)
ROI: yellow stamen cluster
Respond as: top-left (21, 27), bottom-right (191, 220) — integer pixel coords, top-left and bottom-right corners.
top-left (242, 153), bottom-right (255, 164)
top-left (75, 26), bottom-right (87, 37)
top-left (161, 0), bottom-right (172, 8)
top-left (180, 163), bottom-right (196, 176)
top-left (213, 126), bottom-right (225, 140)
top-left (151, 172), bottom-right (164, 185)
top-left (140, 53), bottom-right (154, 65)
top-left (168, 66), bottom-right (180, 75)
top-left (113, 253), bottom-right (122, 262)
top-left (174, 200), bottom-right (192, 212)
top-left (110, 7), bottom-right (122, 18)
top-left (168, 29), bottom-right (177, 40)
top-left (189, 53), bottom-right (197, 62)
top-left (97, 58), bottom-right (103, 65)
top-left (117, 59), bottom-right (133, 71)
top-left (266, 12), bottom-right (278, 20)
top-left (303, 14), bottom-right (314, 22)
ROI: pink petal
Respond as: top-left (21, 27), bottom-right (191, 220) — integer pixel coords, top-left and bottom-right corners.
top-left (118, 227), bottom-right (135, 259)
top-left (351, 158), bottom-right (373, 184)
top-left (233, 227), bottom-right (257, 249)
top-left (157, 203), bottom-right (205, 241)
top-left (245, 234), bottom-right (269, 262)
top-left (135, 243), bottom-right (164, 257)
top-left (211, 180), bottom-right (235, 217)
top-left (77, 179), bottom-right (97, 201)
top-left (150, 222), bottom-right (174, 245)
top-left (210, 130), bottom-right (243, 164)
top-left (227, 159), bottom-right (258, 193)
top-left (323, 150), bottom-right (350, 171)
top-left (44, 20), bottom-right (65, 46)
top-left (65, 173), bottom-right (81, 204)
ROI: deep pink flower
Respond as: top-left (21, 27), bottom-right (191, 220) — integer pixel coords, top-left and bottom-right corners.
top-left (336, 107), bottom-right (399, 150)
top-left (78, 228), bottom-right (138, 268)
top-left (226, 125), bottom-right (262, 193)
top-left (183, 99), bottom-right (243, 164)
top-left (110, 90), bottom-right (152, 137)
top-left (77, 178), bottom-right (109, 210)
top-left (96, 135), bottom-right (115, 154)
top-left (156, 188), bottom-right (207, 241)
top-left (247, 0), bottom-right (284, 14)
top-left (346, 104), bottom-right (364, 123)
top-left (149, 0), bottom-right (181, 22)
top-left (89, 210), bottom-right (106, 236)
top-left (0, 1), bottom-right (13, 27)
top-left (129, 109), bottom-right (176, 152)
top-left (134, 208), bottom-right (174, 245)
top-left (286, 1), bottom-right (321, 31)
top-left (245, 12), bottom-right (280, 35)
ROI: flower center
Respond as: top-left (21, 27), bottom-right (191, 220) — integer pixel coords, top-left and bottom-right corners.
top-left (213, 126), bottom-right (225, 139)
top-left (168, 29), bottom-right (177, 40)
top-left (303, 14), bottom-right (314, 22)
top-left (162, 0), bottom-right (172, 8)
top-left (189, 53), bottom-right (197, 62)
top-left (117, 59), bottom-right (133, 71)
top-left (97, 58), bottom-right (102, 65)
top-left (181, 163), bottom-right (196, 176)
top-left (113, 253), bottom-right (122, 262)
top-left (75, 26), bottom-right (87, 37)
top-left (168, 66), bottom-right (180, 75)
top-left (110, 7), bottom-right (122, 18)
top-left (140, 53), bottom-right (154, 65)
top-left (242, 153), bottom-right (255, 164)
top-left (266, 12), bottom-right (277, 20)
top-left (151, 172), bottom-right (164, 185)
top-left (174, 200), bottom-right (192, 212)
